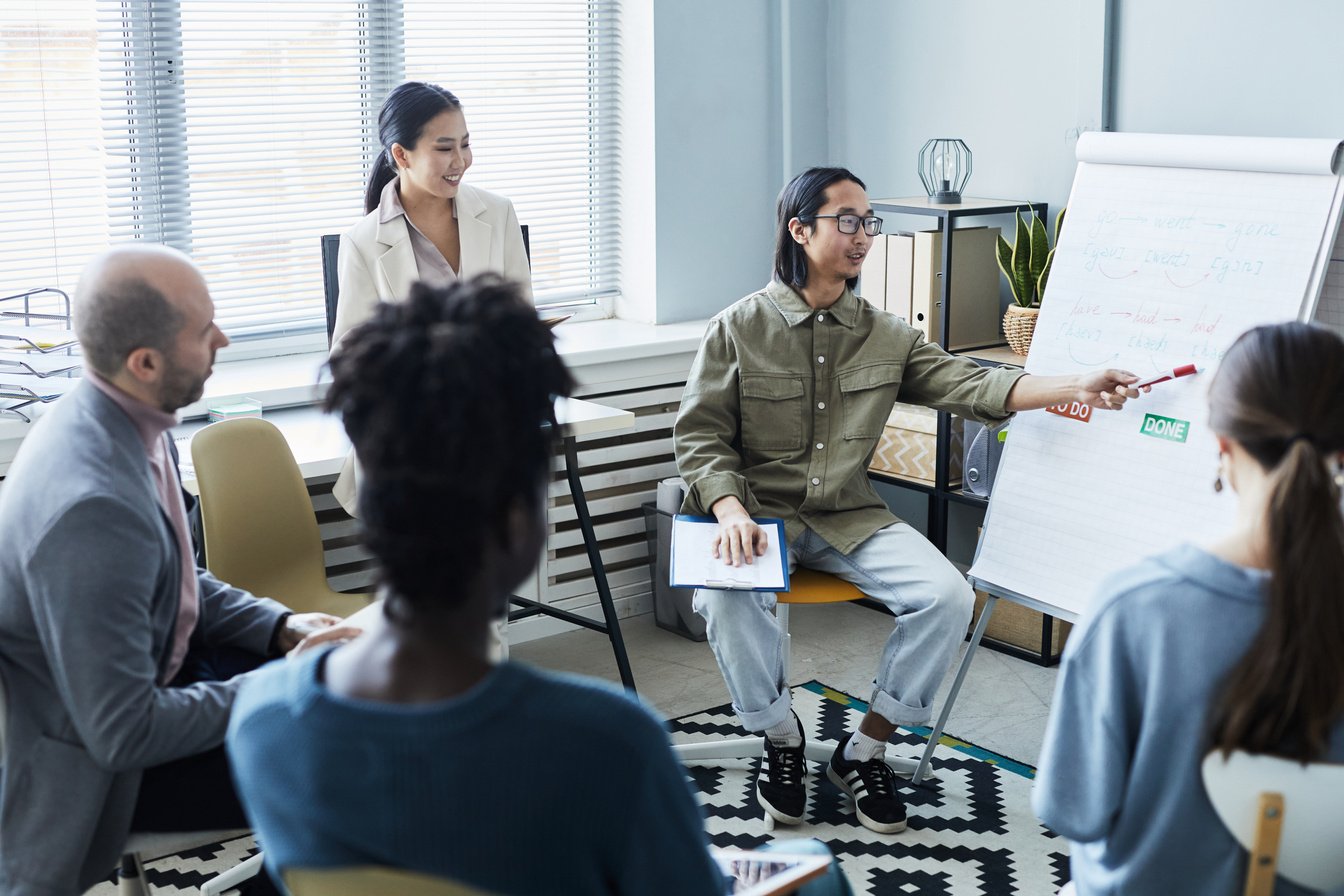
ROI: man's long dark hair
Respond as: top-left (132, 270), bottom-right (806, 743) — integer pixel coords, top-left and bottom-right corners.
top-left (773, 166), bottom-right (866, 293)
top-left (325, 275), bottom-right (573, 610)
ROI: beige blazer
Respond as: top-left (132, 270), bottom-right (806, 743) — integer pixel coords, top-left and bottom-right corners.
top-left (331, 181), bottom-right (532, 514)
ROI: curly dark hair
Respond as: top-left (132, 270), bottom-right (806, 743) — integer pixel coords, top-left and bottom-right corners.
top-left (324, 275), bottom-right (573, 610)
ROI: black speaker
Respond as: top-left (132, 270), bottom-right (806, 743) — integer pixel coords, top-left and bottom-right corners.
top-left (963, 420), bottom-right (1006, 497)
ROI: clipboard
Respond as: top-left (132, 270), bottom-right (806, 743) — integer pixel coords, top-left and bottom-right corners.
top-left (670, 514), bottom-right (789, 591)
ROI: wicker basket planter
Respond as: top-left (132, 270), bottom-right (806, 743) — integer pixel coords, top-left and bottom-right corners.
top-left (1003, 304), bottom-right (1039, 356)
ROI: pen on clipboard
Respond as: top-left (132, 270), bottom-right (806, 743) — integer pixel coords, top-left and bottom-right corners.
top-left (1131, 363), bottom-right (1199, 389)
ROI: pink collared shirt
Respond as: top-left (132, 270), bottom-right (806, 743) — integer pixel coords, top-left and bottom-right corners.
top-left (378, 176), bottom-right (460, 287)
top-left (86, 372), bottom-right (199, 684)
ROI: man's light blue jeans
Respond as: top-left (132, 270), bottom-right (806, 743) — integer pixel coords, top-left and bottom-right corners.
top-left (693, 522), bottom-right (974, 733)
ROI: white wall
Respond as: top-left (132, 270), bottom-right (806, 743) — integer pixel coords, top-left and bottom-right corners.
top-left (779, 0), bottom-right (832, 176)
top-left (648, 0), bottom-right (831, 323)
top-left (644, 0), bottom-right (1101, 322)
top-left (648, 0), bottom-right (1344, 324)
top-left (826, 0), bottom-right (1103, 222)
top-left (1112, 0), bottom-right (1344, 138)
top-left (652, 1), bottom-right (781, 322)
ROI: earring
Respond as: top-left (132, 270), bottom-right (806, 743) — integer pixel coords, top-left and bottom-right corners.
top-left (1213, 454), bottom-right (1225, 494)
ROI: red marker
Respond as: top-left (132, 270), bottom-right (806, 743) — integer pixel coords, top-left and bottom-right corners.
top-left (1132, 363), bottom-right (1199, 389)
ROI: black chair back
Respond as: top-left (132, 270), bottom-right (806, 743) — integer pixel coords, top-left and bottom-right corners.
top-left (320, 233), bottom-right (341, 345)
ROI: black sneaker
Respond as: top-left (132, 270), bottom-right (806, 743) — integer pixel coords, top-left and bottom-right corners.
top-left (756, 713), bottom-right (807, 825)
top-left (826, 733), bottom-right (908, 834)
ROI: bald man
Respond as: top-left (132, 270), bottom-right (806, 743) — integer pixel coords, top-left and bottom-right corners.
top-left (0, 245), bottom-right (334, 895)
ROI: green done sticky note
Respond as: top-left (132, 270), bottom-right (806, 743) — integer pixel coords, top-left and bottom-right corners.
top-left (1139, 413), bottom-right (1190, 443)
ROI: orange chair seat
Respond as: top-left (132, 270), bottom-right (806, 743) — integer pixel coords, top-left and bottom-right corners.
top-left (781, 568), bottom-right (865, 605)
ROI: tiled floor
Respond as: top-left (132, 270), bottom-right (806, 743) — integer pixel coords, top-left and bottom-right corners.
top-left (511, 601), bottom-right (1060, 766)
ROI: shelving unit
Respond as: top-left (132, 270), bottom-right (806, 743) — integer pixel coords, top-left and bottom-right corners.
top-left (0, 288), bottom-right (81, 422)
top-left (866, 197), bottom-right (1044, 549)
top-left (866, 197), bottom-right (1067, 665)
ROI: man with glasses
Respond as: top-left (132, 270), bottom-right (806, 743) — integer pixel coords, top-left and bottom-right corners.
top-left (674, 167), bottom-right (1139, 835)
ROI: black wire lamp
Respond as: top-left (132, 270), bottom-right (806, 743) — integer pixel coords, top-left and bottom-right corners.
top-left (918, 138), bottom-right (972, 204)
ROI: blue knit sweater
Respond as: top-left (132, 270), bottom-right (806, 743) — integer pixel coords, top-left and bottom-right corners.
top-left (227, 650), bottom-right (724, 894)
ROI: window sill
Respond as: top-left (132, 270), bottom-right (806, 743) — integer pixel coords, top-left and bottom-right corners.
top-left (0, 316), bottom-right (709, 477)
top-left (195, 316), bottom-right (710, 409)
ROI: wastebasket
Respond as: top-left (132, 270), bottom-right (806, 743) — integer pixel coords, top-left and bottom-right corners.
top-left (642, 502), bottom-right (707, 641)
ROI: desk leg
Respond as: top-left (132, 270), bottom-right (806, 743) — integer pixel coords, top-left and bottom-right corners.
top-left (909, 594), bottom-right (996, 784)
top-left (563, 435), bottom-right (637, 693)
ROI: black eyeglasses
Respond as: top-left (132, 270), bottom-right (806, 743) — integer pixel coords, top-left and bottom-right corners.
top-left (808, 214), bottom-right (884, 236)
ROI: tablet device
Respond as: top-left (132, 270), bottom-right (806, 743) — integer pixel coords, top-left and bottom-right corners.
top-left (711, 847), bottom-right (832, 896)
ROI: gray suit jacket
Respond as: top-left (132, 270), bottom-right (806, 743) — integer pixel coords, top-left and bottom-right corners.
top-left (0, 381), bottom-right (288, 896)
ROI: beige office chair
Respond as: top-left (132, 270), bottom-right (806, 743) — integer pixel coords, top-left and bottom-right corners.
top-left (1202, 749), bottom-right (1344, 896)
top-left (191, 417), bottom-right (371, 618)
top-left (670, 569), bottom-right (934, 829)
top-left (285, 866), bottom-right (500, 896)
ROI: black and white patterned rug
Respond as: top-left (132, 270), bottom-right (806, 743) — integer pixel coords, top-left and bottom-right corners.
top-left (89, 833), bottom-right (260, 895)
top-left (670, 681), bottom-right (1069, 896)
top-left (89, 680), bottom-right (1067, 895)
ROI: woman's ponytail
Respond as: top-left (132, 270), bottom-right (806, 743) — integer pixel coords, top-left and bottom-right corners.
top-left (364, 152), bottom-right (396, 215)
top-left (361, 82), bottom-right (463, 215)
top-left (1206, 323), bottom-right (1344, 762)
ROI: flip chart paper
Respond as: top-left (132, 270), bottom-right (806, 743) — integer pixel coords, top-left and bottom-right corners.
top-left (969, 133), bottom-right (1344, 619)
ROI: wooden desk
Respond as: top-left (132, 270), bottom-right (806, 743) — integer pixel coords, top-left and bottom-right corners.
top-left (175, 397), bottom-right (641, 691)
top-left (175, 408), bottom-right (347, 492)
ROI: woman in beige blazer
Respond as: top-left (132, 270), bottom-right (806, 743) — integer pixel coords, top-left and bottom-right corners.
top-left (332, 81), bottom-right (532, 515)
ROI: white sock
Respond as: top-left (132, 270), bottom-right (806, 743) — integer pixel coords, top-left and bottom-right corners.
top-left (765, 714), bottom-right (802, 747)
top-left (843, 730), bottom-right (886, 763)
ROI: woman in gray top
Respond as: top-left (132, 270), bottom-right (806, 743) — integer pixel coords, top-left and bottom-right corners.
top-left (1034, 321), bottom-right (1344, 895)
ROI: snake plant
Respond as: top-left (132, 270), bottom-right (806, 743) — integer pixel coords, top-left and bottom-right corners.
top-left (996, 207), bottom-right (1066, 307)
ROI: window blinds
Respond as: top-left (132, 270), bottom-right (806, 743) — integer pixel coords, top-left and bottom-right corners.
top-left (0, 0), bottom-right (620, 343)
top-left (101, 1), bottom-right (375, 339)
top-left (402, 1), bottom-right (622, 310)
top-left (1, 3), bottom-right (110, 307)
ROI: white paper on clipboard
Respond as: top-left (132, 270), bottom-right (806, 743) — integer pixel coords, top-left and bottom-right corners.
top-left (670, 515), bottom-right (788, 591)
